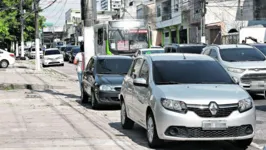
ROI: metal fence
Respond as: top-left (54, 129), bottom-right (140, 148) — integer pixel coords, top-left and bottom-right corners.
top-left (222, 33), bottom-right (239, 44)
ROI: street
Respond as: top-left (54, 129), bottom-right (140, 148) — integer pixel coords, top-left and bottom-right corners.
top-left (22, 61), bottom-right (265, 150)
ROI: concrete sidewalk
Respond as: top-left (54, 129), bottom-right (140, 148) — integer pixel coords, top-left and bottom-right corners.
top-left (0, 60), bottom-right (79, 91)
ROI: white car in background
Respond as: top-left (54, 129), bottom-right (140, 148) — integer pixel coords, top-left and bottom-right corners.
top-left (0, 49), bottom-right (15, 68)
top-left (42, 48), bottom-right (64, 67)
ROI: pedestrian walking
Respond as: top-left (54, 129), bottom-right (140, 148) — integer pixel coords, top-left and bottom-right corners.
top-left (74, 43), bottom-right (84, 96)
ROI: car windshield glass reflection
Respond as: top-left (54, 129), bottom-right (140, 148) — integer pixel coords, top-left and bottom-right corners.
top-left (254, 45), bottom-right (266, 55)
top-left (153, 60), bottom-right (234, 85)
top-left (220, 48), bottom-right (265, 62)
top-left (96, 59), bottom-right (132, 74)
top-left (45, 50), bottom-right (60, 55)
top-left (142, 50), bottom-right (164, 54)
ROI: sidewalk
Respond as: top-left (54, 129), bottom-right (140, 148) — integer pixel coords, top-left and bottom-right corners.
top-left (0, 60), bottom-right (79, 91)
top-left (0, 60), bottom-right (149, 150)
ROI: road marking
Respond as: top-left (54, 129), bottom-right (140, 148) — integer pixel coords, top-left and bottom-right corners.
top-left (251, 142), bottom-right (264, 149)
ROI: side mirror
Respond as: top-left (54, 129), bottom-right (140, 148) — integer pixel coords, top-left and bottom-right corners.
top-left (133, 78), bottom-right (148, 87)
top-left (232, 77), bottom-right (239, 84)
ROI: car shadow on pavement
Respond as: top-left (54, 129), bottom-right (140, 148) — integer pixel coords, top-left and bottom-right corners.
top-left (75, 99), bottom-right (120, 111)
top-left (109, 122), bottom-right (247, 150)
top-left (33, 89), bottom-right (80, 99)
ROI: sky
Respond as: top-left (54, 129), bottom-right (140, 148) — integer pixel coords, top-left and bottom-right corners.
top-left (40, 0), bottom-right (101, 27)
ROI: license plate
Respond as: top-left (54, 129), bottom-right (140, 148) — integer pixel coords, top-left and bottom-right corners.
top-left (251, 81), bottom-right (266, 89)
top-left (202, 120), bottom-right (227, 130)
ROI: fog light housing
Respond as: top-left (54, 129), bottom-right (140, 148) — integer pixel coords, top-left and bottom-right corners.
top-left (245, 126), bottom-right (253, 134)
top-left (169, 128), bottom-right (178, 136)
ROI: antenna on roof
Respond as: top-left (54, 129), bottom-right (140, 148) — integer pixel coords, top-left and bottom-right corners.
top-left (183, 53), bottom-right (186, 60)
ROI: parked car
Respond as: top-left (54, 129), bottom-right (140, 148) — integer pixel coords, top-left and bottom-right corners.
top-left (202, 44), bottom-right (266, 96)
top-left (59, 45), bottom-right (74, 61)
top-left (119, 53), bottom-right (255, 148)
top-left (81, 55), bottom-right (133, 109)
top-left (27, 47), bottom-right (43, 59)
top-left (164, 44), bottom-right (206, 54)
top-left (133, 48), bottom-right (164, 57)
top-left (250, 43), bottom-right (266, 55)
top-left (68, 46), bottom-right (80, 63)
top-left (0, 49), bottom-right (15, 68)
top-left (42, 48), bottom-right (64, 67)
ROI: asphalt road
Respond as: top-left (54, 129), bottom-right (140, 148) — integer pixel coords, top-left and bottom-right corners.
top-left (48, 61), bottom-right (266, 150)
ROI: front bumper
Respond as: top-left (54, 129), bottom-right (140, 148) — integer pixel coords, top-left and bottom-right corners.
top-left (229, 70), bottom-right (266, 93)
top-left (95, 91), bottom-right (120, 105)
top-left (154, 104), bottom-right (256, 141)
top-left (43, 59), bottom-right (64, 66)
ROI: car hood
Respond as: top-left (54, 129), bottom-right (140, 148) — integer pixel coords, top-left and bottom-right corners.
top-left (44, 54), bottom-right (63, 59)
top-left (156, 84), bottom-right (249, 105)
top-left (223, 61), bottom-right (266, 69)
top-left (95, 74), bottom-right (125, 85)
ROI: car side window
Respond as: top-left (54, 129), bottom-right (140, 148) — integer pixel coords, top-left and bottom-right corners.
top-left (131, 58), bottom-right (143, 78)
top-left (209, 49), bottom-right (218, 59)
top-left (86, 58), bottom-right (94, 71)
top-left (139, 61), bottom-right (149, 81)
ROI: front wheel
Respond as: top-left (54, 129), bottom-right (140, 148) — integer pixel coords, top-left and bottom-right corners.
top-left (0, 60), bottom-right (9, 68)
top-left (146, 113), bottom-right (163, 148)
top-left (91, 89), bottom-right (99, 109)
top-left (121, 101), bottom-right (134, 129)
top-left (235, 138), bottom-right (253, 148)
top-left (81, 86), bottom-right (89, 103)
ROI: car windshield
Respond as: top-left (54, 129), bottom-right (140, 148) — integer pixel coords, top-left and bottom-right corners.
top-left (66, 46), bottom-right (73, 51)
top-left (142, 49), bottom-right (164, 54)
top-left (253, 45), bottom-right (266, 55)
top-left (153, 60), bottom-right (234, 84)
top-left (179, 46), bottom-right (205, 54)
top-left (220, 48), bottom-right (266, 62)
top-left (96, 58), bottom-right (133, 74)
top-left (73, 48), bottom-right (80, 53)
top-left (45, 50), bottom-right (60, 55)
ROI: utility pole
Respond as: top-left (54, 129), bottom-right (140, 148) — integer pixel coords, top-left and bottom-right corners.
top-left (200, 0), bottom-right (207, 43)
top-left (34, 0), bottom-right (41, 71)
top-left (82, 0), bottom-right (96, 66)
top-left (20, 0), bottom-right (25, 59)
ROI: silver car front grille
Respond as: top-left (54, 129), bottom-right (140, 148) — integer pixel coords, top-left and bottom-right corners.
top-left (187, 104), bottom-right (238, 118)
top-left (241, 73), bottom-right (266, 84)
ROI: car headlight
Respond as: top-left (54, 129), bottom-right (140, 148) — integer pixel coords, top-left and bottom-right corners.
top-left (161, 98), bottom-right (187, 113)
top-left (57, 56), bottom-right (63, 59)
top-left (238, 97), bottom-right (253, 113)
top-left (227, 67), bottom-right (245, 73)
top-left (99, 85), bottom-right (115, 91)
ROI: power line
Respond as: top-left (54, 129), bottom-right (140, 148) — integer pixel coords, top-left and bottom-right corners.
top-left (54, 0), bottom-right (68, 25)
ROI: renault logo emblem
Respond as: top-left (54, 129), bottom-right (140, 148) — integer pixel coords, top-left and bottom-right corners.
top-left (209, 102), bottom-right (218, 115)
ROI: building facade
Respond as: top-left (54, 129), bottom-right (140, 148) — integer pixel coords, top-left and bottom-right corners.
top-left (64, 9), bottom-right (82, 45)
top-left (101, 0), bottom-right (122, 11)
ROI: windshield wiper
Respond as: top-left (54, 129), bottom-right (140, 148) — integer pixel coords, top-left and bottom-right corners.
top-left (156, 81), bottom-right (181, 85)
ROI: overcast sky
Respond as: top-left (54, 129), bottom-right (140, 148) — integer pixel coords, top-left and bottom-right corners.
top-left (40, 0), bottom-right (101, 27)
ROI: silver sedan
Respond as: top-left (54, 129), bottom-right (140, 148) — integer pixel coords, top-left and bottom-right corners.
top-left (119, 53), bottom-right (256, 148)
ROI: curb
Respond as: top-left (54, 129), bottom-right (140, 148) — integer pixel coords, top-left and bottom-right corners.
top-left (0, 83), bottom-right (65, 91)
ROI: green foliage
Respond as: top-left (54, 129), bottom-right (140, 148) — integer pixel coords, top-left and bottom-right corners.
top-left (0, 0), bottom-right (46, 42)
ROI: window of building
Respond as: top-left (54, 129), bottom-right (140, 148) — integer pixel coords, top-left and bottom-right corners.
top-left (157, 5), bottom-right (161, 17)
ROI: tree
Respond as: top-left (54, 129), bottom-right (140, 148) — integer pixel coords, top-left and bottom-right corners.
top-left (0, 0), bottom-right (46, 50)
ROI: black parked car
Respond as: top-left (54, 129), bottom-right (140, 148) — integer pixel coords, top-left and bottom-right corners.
top-left (68, 46), bottom-right (80, 63)
top-left (164, 43), bottom-right (207, 54)
top-left (81, 55), bottom-right (133, 109)
top-left (59, 45), bottom-right (74, 61)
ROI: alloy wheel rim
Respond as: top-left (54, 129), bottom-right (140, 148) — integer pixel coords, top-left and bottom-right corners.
top-left (1, 61), bottom-right (7, 68)
top-left (147, 116), bottom-right (154, 143)
top-left (121, 103), bottom-right (126, 125)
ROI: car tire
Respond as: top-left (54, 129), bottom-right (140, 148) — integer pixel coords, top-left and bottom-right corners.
top-left (61, 63), bottom-right (64, 66)
top-left (81, 86), bottom-right (89, 103)
top-left (91, 89), bottom-right (99, 109)
top-left (235, 138), bottom-right (253, 148)
top-left (146, 113), bottom-right (163, 148)
top-left (42, 64), bottom-right (47, 68)
top-left (0, 60), bottom-right (9, 68)
top-left (121, 101), bottom-right (134, 129)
